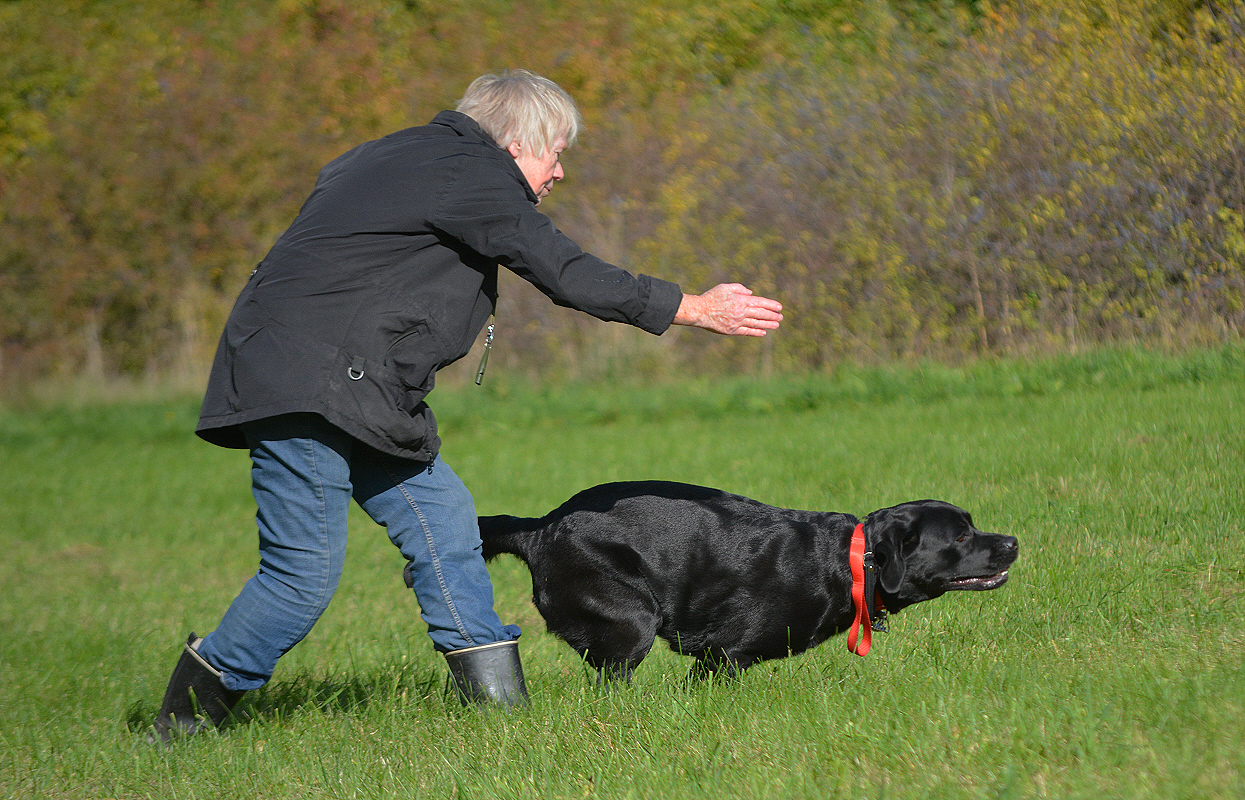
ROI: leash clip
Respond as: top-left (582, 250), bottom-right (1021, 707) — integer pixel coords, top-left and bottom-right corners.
top-left (862, 550), bottom-right (888, 632)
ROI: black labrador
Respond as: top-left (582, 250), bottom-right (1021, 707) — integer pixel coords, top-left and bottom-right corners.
top-left (474, 481), bottom-right (1018, 681)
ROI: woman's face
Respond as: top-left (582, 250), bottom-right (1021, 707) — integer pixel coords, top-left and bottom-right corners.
top-left (508, 137), bottom-right (567, 205)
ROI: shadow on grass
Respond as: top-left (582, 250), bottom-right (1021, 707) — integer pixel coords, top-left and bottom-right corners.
top-left (124, 663), bottom-right (450, 738)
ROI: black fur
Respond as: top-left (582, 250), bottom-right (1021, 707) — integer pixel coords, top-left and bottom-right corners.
top-left (479, 481), bottom-right (1018, 681)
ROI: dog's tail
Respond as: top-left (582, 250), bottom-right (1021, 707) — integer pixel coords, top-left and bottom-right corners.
top-left (478, 514), bottom-right (542, 563)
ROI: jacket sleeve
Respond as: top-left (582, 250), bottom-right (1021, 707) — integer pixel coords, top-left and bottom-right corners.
top-left (429, 152), bottom-right (683, 335)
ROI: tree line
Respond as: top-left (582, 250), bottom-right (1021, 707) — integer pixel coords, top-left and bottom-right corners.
top-left (1, 0), bottom-right (1242, 385)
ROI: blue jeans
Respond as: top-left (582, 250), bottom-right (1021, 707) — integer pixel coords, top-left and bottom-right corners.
top-left (196, 413), bottom-right (520, 691)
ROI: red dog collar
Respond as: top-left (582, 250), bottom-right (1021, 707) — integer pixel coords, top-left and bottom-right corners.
top-left (848, 522), bottom-right (887, 656)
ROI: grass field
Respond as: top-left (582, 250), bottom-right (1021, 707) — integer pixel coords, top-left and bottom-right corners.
top-left (1, 347), bottom-right (1242, 799)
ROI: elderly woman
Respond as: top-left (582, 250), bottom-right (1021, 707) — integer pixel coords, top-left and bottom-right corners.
top-left (151, 69), bottom-right (781, 741)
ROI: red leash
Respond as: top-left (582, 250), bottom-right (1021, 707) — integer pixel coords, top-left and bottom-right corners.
top-left (847, 523), bottom-right (872, 656)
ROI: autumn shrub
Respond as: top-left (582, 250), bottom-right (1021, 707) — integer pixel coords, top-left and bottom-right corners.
top-left (1, 0), bottom-right (1241, 383)
top-left (639, 0), bottom-right (1245, 370)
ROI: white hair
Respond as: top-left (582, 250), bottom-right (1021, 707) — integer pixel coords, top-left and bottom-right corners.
top-left (456, 69), bottom-right (582, 155)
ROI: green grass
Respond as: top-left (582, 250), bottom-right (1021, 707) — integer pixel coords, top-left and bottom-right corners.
top-left (1, 346), bottom-right (1242, 799)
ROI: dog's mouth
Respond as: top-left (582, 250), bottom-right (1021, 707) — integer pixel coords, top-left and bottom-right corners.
top-left (948, 570), bottom-right (1009, 591)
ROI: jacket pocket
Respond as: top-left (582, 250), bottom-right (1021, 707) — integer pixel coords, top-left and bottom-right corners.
top-left (383, 321), bottom-right (442, 393)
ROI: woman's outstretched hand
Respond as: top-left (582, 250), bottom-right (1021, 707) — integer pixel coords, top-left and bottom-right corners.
top-left (673, 283), bottom-right (783, 337)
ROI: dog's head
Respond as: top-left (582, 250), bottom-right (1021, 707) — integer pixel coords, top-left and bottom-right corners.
top-left (863, 500), bottom-right (1018, 611)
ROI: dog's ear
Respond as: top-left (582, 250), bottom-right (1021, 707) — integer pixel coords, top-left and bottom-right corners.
top-left (873, 535), bottom-right (906, 593)
top-left (865, 507), bottom-right (917, 593)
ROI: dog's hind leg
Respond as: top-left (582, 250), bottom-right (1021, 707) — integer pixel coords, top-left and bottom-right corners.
top-left (592, 659), bottom-right (637, 688)
top-left (688, 648), bottom-right (760, 681)
top-left (535, 544), bottom-right (662, 684)
top-left (540, 582), bottom-right (660, 685)
top-left (559, 607), bottom-right (658, 685)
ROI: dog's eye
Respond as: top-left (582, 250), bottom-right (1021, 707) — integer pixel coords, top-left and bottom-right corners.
top-left (956, 533), bottom-right (969, 543)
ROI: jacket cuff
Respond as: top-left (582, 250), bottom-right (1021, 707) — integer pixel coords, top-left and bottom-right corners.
top-left (636, 276), bottom-right (684, 335)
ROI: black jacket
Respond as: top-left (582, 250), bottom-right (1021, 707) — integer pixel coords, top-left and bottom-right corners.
top-left (196, 111), bottom-right (683, 460)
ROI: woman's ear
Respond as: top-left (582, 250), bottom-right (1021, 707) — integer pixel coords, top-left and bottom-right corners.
top-left (506, 141), bottom-right (522, 159)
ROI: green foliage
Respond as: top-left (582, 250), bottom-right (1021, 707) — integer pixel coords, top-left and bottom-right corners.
top-left (0, 0), bottom-right (1242, 382)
